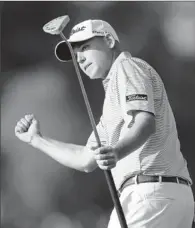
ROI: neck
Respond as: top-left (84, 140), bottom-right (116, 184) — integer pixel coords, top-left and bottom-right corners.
top-left (102, 49), bottom-right (121, 80)
top-left (112, 49), bottom-right (121, 65)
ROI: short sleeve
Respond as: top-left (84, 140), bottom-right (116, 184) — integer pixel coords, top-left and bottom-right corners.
top-left (86, 116), bottom-right (108, 150)
top-left (117, 59), bottom-right (155, 116)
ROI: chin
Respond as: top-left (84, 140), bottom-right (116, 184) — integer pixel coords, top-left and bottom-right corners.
top-left (88, 74), bottom-right (101, 80)
top-left (87, 68), bottom-right (106, 80)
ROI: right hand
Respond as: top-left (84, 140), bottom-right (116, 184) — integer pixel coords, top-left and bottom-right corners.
top-left (15, 114), bottom-right (41, 144)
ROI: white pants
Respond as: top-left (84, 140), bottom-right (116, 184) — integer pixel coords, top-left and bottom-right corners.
top-left (108, 182), bottom-right (194, 228)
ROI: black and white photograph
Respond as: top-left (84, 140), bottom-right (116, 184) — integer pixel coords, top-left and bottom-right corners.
top-left (1, 1), bottom-right (195, 228)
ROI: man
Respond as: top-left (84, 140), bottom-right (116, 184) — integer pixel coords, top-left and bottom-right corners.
top-left (15, 19), bottom-right (194, 227)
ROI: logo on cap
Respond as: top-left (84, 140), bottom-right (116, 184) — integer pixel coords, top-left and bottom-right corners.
top-left (70, 26), bottom-right (86, 36)
top-left (92, 30), bottom-right (104, 35)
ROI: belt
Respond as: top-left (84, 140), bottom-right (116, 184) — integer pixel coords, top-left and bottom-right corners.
top-left (119, 175), bottom-right (191, 194)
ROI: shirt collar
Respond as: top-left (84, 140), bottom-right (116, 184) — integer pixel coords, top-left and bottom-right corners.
top-left (102, 51), bottom-right (131, 91)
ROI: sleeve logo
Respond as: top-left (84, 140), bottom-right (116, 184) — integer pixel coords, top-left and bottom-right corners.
top-left (126, 94), bottom-right (148, 102)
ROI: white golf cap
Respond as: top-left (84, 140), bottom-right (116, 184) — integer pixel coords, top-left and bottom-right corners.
top-left (55, 19), bottom-right (119, 62)
top-left (68, 19), bottom-right (119, 43)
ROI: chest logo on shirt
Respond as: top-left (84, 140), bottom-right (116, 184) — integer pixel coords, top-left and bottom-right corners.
top-left (126, 94), bottom-right (148, 102)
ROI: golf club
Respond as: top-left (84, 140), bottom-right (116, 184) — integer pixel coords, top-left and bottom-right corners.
top-left (43, 15), bottom-right (128, 228)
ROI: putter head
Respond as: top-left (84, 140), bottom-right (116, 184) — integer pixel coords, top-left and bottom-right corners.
top-left (43, 15), bottom-right (70, 35)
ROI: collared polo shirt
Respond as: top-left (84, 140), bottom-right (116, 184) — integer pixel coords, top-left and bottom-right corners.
top-left (86, 52), bottom-right (192, 190)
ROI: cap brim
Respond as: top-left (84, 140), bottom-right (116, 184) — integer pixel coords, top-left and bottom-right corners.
top-left (55, 41), bottom-right (72, 62)
top-left (55, 36), bottom-right (97, 62)
top-left (54, 40), bottom-right (89, 62)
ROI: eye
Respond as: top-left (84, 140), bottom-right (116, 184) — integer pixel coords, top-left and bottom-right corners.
top-left (81, 45), bottom-right (89, 52)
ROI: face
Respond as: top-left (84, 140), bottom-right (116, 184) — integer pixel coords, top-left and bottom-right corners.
top-left (73, 37), bottom-right (114, 79)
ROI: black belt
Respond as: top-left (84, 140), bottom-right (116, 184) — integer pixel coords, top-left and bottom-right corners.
top-left (119, 175), bottom-right (191, 194)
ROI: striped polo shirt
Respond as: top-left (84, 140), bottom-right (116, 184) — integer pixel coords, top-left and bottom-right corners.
top-left (86, 51), bottom-right (192, 190)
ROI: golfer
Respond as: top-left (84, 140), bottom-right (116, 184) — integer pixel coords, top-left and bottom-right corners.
top-left (15, 19), bottom-right (194, 228)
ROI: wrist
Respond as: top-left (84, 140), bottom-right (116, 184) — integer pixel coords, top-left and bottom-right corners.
top-left (29, 133), bottom-right (42, 148)
top-left (114, 145), bottom-right (121, 162)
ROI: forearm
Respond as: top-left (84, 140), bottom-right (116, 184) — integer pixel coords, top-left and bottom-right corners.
top-left (30, 135), bottom-right (88, 172)
top-left (115, 127), bottom-right (151, 160)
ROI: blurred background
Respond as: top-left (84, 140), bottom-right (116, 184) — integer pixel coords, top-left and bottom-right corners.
top-left (1, 1), bottom-right (195, 228)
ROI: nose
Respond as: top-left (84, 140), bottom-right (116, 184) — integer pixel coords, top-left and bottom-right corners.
top-left (77, 52), bottom-right (86, 64)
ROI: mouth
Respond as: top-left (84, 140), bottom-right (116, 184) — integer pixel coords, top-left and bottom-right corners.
top-left (84, 63), bottom-right (92, 71)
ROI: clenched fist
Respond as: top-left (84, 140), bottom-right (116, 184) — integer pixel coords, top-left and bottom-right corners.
top-left (15, 114), bottom-right (41, 144)
top-left (93, 146), bottom-right (119, 170)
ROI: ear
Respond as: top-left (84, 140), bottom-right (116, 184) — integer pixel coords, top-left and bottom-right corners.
top-left (104, 34), bottom-right (115, 49)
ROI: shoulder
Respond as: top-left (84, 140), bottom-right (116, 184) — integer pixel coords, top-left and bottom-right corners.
top-left (115, 52), bottom-right (150, 72)
top-left (131, 57), bottom-right (153, 69)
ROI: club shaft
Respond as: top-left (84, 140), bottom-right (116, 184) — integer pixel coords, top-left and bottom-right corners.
top-left (60, 32), bottom-right (128, 228)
